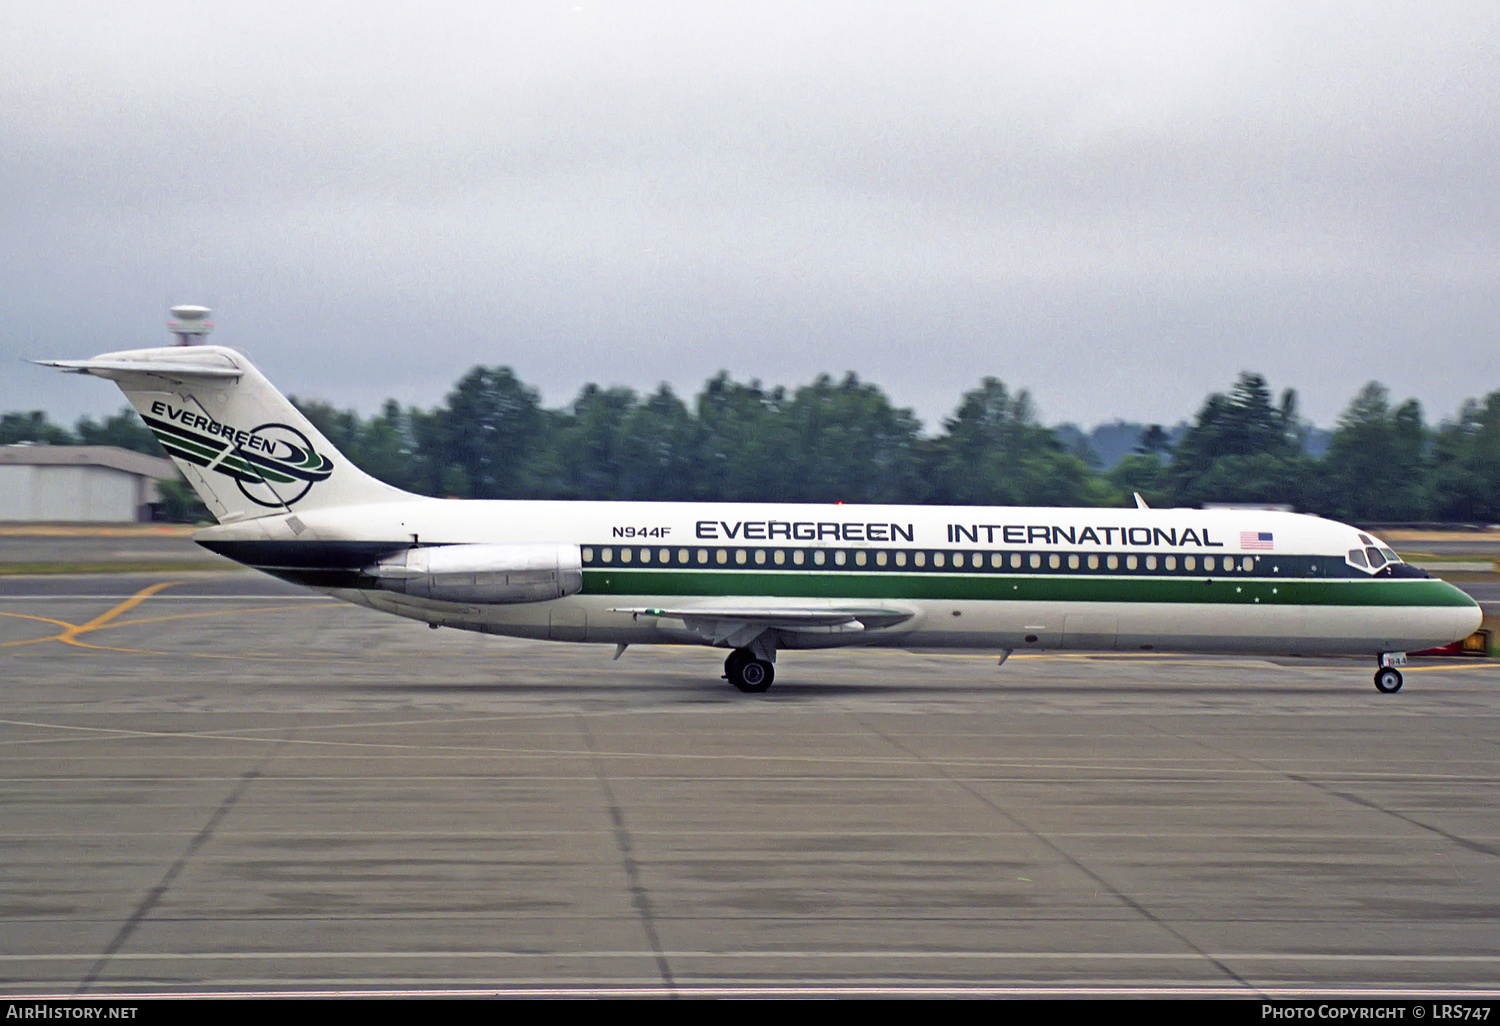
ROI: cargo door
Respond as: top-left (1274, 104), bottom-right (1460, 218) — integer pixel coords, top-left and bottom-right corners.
top-left (548, 604), bottom-right (587, 642)
top-left (1063, 610), bottom-right (1118, 650)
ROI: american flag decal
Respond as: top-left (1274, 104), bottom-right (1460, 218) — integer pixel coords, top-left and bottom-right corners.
top-left (1241, 531), bottom-right (1274, 550)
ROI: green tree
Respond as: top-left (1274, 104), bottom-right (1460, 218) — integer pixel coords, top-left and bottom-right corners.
top-left (782, 373), bottom-right (925, 504)
top-left (533, 384), bottom-right (640, 499)
top-left (1428, 390), bottom-right (1500, 522)
top-left (612, 384), bottom-right (703, 501)
top-left (1107, 453), bottom-right (1172, 508)
top-left (1136, 424), bottom-right (1172, 457)
top-left (353, 400), bottom-right (423, 493)
top-left (156, 474), bottom-right (210, 523)
top-left (74, 406), bottom-right (164, 456)
top-left (293, 397), bottom-right (426, 492)
top-left (928, 378), bottom-right (1099, 506)
top-left (0, 411), bottom-right (73, 446)
top-left (1319, 383), bottom-right (1427, 520)
top-left (438, 367), bottom-right (546, 498)
top-left (1172, 373), bottom-right (1313, 508)
top-left (694, 374), bottom-right (797, 501)
top-left (290, 398), bottom-right (364, 457)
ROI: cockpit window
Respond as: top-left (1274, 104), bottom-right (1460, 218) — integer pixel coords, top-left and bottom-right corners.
top-left (1365, 547), bottom-right (1386, 568)
top-left (1347, 549), bottom-right (1369, 568)
top-left (1358, 533), bottom-right (1374, 545)
top-left (1379, 547), bottom-right (1400, 563)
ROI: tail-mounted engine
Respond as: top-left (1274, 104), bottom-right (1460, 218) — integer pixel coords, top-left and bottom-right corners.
top-left (365, 543), bottom-right (582, 604)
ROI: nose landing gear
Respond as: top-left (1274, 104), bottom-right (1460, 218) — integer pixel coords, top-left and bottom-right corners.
top-left (1374, 652), bottom-right (1406, 693)
top-left (724, 647), bottom-right (775, 693)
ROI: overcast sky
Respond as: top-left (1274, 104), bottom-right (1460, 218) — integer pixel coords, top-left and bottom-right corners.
top-left (3, 1), bottom-right (1497, 433)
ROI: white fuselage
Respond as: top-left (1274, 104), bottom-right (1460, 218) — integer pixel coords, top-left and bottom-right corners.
top-left (197, 498), bottom-right (1482, 658)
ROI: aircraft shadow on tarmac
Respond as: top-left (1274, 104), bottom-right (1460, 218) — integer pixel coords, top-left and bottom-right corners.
top-left (294, 673), bottom-right (1403, 701)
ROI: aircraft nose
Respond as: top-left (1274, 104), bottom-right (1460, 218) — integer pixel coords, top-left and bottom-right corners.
top-left (1444, 583), bottom-right (1483, 641)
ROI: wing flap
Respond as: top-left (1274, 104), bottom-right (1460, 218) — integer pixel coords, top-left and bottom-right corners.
top-left (610, 605), bottom-right (914, 642)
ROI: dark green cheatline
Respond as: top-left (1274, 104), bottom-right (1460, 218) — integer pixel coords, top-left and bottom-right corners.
top-left (581, 569), bottom-right (1476, 607)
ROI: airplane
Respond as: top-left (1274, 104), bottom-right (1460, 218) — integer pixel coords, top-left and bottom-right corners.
top-left (40, 341), bottom-right (1482, 695)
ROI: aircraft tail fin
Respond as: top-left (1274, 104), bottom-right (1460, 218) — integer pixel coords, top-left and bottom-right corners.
top-left (38, 345), bottom-right (412, 523)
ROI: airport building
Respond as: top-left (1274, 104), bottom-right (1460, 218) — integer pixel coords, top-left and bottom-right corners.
top-left (0, 445), bottom-right (177, 522)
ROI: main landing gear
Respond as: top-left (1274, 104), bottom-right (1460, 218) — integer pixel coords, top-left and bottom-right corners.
top-left (724, 648), bottom-right (775, 693)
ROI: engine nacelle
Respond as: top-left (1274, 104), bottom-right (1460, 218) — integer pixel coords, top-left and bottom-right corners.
top-left (365, 543), bottom-right (582, 604)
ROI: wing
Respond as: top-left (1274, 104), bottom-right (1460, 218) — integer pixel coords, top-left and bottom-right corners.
top-left (610, 604), bottom-right (914, 648)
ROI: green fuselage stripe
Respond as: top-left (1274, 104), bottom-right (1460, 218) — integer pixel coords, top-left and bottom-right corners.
top-left (581, 569), bottom-right (1473, 607)
top-left (157, 433), bottom-right (221, 463)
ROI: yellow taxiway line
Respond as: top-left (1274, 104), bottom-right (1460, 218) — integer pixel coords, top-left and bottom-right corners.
top-left (0, 581), bottom-right (177, 649)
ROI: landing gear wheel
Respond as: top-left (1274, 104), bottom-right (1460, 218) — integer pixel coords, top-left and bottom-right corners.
top-left (733, 658), bottom-right (774, 693)
top-left (724, 649), bottom-right (752, 681)
top-left (1374, 667), bottom-right (1403, 693)
top-left (724, 648), bottom-right (774, 693)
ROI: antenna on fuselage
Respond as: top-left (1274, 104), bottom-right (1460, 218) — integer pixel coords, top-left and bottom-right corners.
top-left (167, 305), bottom-right (213, 346)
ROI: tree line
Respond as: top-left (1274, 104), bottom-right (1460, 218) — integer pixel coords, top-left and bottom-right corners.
top-left (4, 369), bottom-right (1498, 523)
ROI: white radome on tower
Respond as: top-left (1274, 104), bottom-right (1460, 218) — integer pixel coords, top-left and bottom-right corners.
top-left (168, 305), bottom-right (213, 345)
